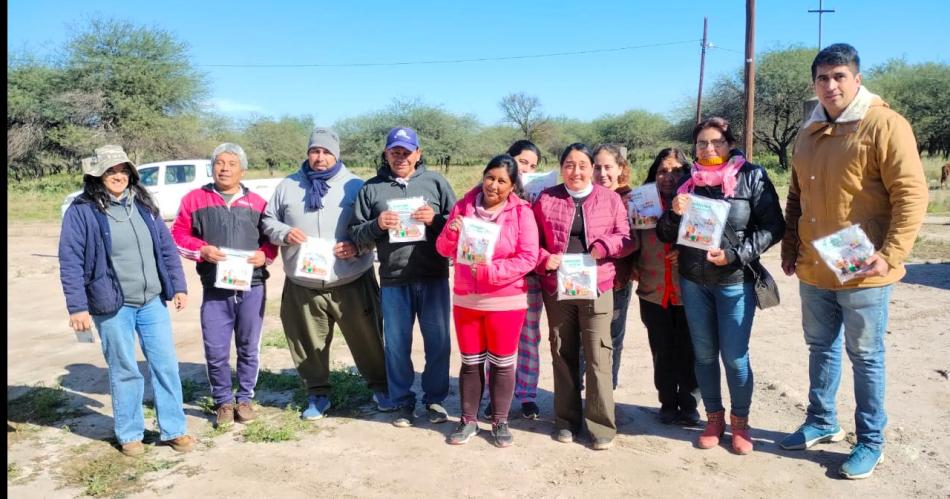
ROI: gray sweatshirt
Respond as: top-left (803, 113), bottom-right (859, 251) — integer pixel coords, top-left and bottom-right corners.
top-left (349, 163), bottom-right (456, 286)
top-left (262, 165), bottom-right (374, 289)
top-left (106, 192), bottom-right (162, 306)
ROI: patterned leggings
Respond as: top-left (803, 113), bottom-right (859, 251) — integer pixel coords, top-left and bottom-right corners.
top-left (514, 275), bottom-right (543, 402)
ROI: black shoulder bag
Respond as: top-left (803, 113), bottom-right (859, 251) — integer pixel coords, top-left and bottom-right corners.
top-left (723, 222), bottom-right (780, 310)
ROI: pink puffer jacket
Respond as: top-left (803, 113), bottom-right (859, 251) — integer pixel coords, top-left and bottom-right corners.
top-left (533, 184), bottom-right (635, 295)
top-left (436, 186), bottom-right (539, 297)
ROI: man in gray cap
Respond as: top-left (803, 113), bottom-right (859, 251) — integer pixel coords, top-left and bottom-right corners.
top-left (262, 127), bottom-right (394, 420)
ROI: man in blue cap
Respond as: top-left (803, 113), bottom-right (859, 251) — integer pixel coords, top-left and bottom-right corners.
top-left (349, 127), bottom-right (457, 427)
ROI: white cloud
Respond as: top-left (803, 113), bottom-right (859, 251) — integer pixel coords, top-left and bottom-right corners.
top-left (205, 98), bottom-right (266, 115)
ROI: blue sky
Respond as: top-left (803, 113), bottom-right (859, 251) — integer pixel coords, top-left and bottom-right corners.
top-left (8, 0), bottom-right (949, 127)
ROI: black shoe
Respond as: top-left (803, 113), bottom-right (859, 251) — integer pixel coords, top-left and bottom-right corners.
top-left (554, 429), bottom-right (575, 443)
top-left (520, 401), bottom-right (540, 420)
top-left (392, 405), bottom-right (416, 428)
top-left (492, 422), bottom-right (513, 448)
top-left (592, 437), bottom-right (614, 451)
top-left (676, 408), bottom-right (701, 427)
top-left (426, 403), bottom-right (449, 424)
top-left (483, 402), bottom-right (493, 421)
top-left (446, 421), bottom-right (479, 445)
top-left (659, 406), bottom-right (678, 425)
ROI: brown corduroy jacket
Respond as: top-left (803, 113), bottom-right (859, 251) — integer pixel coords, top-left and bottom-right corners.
top-left (782, 89), bottom-right (928, 290)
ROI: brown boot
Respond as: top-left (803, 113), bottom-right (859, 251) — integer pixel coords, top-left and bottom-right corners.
top-left (215, 403), bottom-right (234, 427)
top-left (163, 435), bottom-right (196, 453)
top-left (697, 410), bottom-right (725, 449)
top-left (730, 413), bottom-right (754, 455)
top-left (120, 440), bottom-right (145, 457)
top-left (234, 401), bottom-right (257, 423)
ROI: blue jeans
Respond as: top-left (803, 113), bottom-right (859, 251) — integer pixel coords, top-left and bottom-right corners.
top-left (380, 279), bottom-right (451, 408)
top-left (800, 282), bottom-right (891, 450)
top-left (679, 278), bottom-right (755, 417)
top-left (93, 297), bottom-right (187, 444)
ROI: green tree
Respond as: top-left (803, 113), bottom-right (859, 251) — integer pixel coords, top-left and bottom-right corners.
top-left (697, 46), bottom-right (816, 169)
top-left (499, 92), bottom-right (548, 141)
top-left (589, 110), bottom-right (671, 152)
top-left (63, 18), bottom-right (207, 162)
top-left (243, 115), bottom-right (314, 174)
top-left (866, 59), bottom-right (950, 158)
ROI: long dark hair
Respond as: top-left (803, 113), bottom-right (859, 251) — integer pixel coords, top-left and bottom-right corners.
top-left (559, 143), bottom-right (594, 165)
top-left (483, 154), bottom-right (523, 199)
top-left (82, 164), bottom-right (160, 215)
top-left (506, 140), bottom-right (541, 162)
top-left (644, 148), bottom-right (689, 184)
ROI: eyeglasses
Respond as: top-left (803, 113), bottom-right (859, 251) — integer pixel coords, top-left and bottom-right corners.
top-left (104, 168), bottom-right (131, 177)
top-left (696, 139), bottom-right (727, 149)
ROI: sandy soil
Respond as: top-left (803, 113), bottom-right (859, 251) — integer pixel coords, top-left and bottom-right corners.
top-left (7, 220), bottom-right (950, 498)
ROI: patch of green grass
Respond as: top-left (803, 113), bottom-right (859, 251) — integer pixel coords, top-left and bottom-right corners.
top-left (8, 462), bottom-right (21, 482)
top-left (327, 368), bottom-right (373, 414)
top-left (926, 189), bottom-right (950, 214)
top-left (261, 330), bottom-right (289, 349)
top-left (60, 447), bottom-right (180, 497)
top-left (255, 370), bottom-right (303, 392)
top-left (180, 378), bottom-right (207, 403)
top-left (142, 404), bottom-right (156, 422)
top-left (195, 396), bottom-right (216, 415)
top-left (241, 407), bottom-right (311, 443)
top-left (7, 385), bottom-right (81, 426)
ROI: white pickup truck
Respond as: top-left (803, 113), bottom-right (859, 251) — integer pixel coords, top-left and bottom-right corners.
top-left (60, 159), bottom-right (283, 220)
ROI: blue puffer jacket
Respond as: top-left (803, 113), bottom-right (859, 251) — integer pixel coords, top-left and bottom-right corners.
top-left (59, 195), bottom-right (188, 315)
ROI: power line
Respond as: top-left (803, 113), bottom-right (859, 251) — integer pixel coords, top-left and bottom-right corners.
top-left (9, 39), bottom-right (700, 69)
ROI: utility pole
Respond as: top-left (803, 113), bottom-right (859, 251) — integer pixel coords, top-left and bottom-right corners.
top-left (808, 0), bottom-right (835, 49)
top-left (695, 17), bottom-right (709, 125)
top-left (744, 0), bottom-right (756, 160)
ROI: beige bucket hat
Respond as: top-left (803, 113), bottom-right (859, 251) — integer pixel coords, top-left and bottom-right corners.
top-left (81, 145), bottom-right (136, 177)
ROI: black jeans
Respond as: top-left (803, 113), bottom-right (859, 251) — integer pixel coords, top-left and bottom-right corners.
top-left (639, 298), bottom-right (699, 412)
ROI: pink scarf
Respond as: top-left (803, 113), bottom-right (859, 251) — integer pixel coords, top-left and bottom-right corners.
top-left (677, 155), bottom-right (745, 198)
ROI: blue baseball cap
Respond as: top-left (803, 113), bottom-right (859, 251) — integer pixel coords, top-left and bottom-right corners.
top-left (385, 127), bottom-right (419, 151)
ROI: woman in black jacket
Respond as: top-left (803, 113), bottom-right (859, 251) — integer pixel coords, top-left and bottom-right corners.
top-left (656, 117), bottom-right (785, 455)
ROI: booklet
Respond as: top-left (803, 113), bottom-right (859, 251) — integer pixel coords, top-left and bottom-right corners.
top-left (521, 171), bottom-right (557, 203)
top-left (629, 183), bottom-right (663, 229)
top-left (387, 196), bottom-right (427, 242)
top-left (676, 195), bottom-right (731, 251)
top-left (294, 237), bottom-right (336, 281)
top-left (456, 217), bottom-right (502, 266)
top-left (214, 248), bottom-right (255, 291)
top-left (557, 253), bottom-right (598, 300)
top-left (812, 225), bottom-right (876, 283)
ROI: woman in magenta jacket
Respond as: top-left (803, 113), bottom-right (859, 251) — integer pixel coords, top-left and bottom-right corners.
top-left (533, 143), bottom-right (635, 450)
top-left (436, 154), bottom-right (539, 448)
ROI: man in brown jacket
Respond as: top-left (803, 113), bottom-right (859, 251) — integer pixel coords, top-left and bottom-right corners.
top-left (779, 43), bottom-right (928, 480)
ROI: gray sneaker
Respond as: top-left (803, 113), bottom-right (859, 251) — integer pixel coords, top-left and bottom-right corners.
top-left (392, 405), bottom-right (416, 428)
top-left (426, 403), bottom-right (449, 424)
top-left (446, 421), bottom-right (479, 445)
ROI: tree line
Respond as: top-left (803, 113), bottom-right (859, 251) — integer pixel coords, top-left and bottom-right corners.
top-left (8, 19), bottom-right (949, 181)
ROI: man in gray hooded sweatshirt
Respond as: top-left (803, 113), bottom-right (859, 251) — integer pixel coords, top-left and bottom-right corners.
top-left (262, 127), bottom-right (393, 420)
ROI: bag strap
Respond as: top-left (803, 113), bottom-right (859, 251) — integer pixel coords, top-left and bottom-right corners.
top-left (722, 220), bottom-right (763, 278)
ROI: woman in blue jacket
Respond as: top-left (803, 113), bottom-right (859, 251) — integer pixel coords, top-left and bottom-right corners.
top-left (59, 145), bottom-right (195, 457)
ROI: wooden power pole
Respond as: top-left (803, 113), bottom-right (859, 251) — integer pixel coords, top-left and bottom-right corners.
top-left (743, 0), bottom-right (756, 160)
top-left (695, 17), bottom-right (709, 124)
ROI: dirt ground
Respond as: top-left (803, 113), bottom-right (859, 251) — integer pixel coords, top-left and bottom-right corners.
top-left (7, 219), bottom-right (950, 498)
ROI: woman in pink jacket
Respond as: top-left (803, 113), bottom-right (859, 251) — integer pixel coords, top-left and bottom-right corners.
top-left (436, 154), bottom-right (539, 448)
top-left (533, 143), bottom-right (634, 450)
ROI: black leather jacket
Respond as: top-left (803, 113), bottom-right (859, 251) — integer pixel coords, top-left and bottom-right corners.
top-left (656, 156), bottom-right (785, 286)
